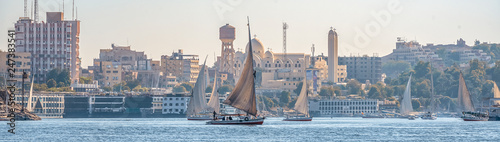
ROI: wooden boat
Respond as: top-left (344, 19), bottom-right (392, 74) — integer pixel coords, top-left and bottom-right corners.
top-left (207, 17), bottom-right (264, 125)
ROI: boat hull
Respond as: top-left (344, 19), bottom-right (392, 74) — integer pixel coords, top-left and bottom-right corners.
top-left (282, 117), bottom-right (312, 121)
top-left (362, 116), bottom-right (385, 119)
top-left (187, 117), bottom-right (213, 121)
top-left (488, 116), bottom-right (500, 121)
top-left (206, 118), bottom-right (264, 125)
top-left (421, 117), bottom-right (437, 120)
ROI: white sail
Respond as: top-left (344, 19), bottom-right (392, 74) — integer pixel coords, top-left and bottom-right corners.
top-left (493, 82), bottom-right (500, 105)
top-left (458, 72), bottom-right (475, 112)
top-left (400, 74), bottom-right (413, 115)
top-left (187, 57), bottom-right (210, 116)
top-left (294, 79), bottom-right (309, 116)
top-left (223, 20), bottom-right (258, 116)
top-left (207, 72), bottom-right (220, 113)
top-left (27, 76), bottom-right (34, 112)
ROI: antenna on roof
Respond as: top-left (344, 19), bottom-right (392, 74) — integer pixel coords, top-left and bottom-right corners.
top-left (72, 0), bottom-right (75, 20)
top-left (24, 0), bottom-right (27, 17)
top-left (34, 0), bottom-right (39, 22)
top-left (63, 0), bottom-right (65, 14)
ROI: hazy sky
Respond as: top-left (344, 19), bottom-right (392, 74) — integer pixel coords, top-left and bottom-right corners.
top-left (1, 0), bottom-right (499, 67)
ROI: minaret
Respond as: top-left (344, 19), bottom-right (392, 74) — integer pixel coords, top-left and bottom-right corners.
top-left (328, 27), bottom-right (338, 83)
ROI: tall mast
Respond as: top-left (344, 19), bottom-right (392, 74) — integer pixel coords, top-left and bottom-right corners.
top-left (430, 58), bottom-right (435, 113)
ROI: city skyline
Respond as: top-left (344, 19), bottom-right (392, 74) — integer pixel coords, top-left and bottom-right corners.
top-left (1, 0), bottom-right (500, 67)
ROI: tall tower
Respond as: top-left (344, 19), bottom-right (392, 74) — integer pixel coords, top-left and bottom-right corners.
top-left (328, 27), bottom-right (338, 83)
top-left (219, 24), bottom-right (236, 74)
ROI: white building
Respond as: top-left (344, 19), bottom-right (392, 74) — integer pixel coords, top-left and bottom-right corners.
top-left (16, 94), bottom-right (65, 118)
top-left (309, 99), bottom-right (379, 116)
top-left (162, 94), bottom-right (190, 114)
top-left (152, 96), bottom-right (163, 113)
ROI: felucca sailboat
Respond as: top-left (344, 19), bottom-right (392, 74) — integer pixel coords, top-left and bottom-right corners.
top-left (206, 17), bottom-right (265, 125)
top-left (458, 72), bottom-right (488, 121)
top-left (187, 57), bottom-right (213, 120)
top-left (400, 74), bottom-right (416, 120)
top-left (283, 79), bottom-right (312, 121)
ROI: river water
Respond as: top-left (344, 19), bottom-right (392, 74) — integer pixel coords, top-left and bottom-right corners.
top-left (2, 117), bottom-right (499, 141)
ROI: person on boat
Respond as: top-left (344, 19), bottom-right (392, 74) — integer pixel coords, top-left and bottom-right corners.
top-left (213, 111), bottom-right (217, 120)
top-left (222, 117), bottom-right (225, 121)
top-left (229, 116), bottom-right (232, 120)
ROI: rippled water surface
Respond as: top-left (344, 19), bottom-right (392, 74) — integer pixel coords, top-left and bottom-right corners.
top-left (2, 117), bottom-right (500, 141)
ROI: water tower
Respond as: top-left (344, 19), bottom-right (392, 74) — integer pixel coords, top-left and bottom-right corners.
top-left (219, 24), bottom-right (236, 74)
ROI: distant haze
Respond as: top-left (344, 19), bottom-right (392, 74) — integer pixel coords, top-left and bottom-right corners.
top-left (1, 0), bottom-right (499, 67)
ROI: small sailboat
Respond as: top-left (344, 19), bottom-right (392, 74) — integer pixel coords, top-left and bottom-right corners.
top-left (400, 74), bottom-right (415, 119)
top-left (207, 71), bottom-right (220, 115)
top-left (187, 57), bottom-right (213, 120)
top-left (207, 17), bottom-right (264, 125)
top-left (488, 82), bottom-right (500, 121)
top-left (458, 72), bottom-right (488, 121)
top-left (283, 79), bottom-right (312, 121)
top-left (422, 62), bottom-right (437, 120)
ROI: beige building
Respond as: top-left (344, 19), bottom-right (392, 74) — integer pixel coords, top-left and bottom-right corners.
top-left (0, 51), bottom-right (31, 87)
top-left (160, 49), bottom-right (199, 84)
top-left (233, 37), bottom-right (310, 91)
top-left (98, 61), bottom-right (122, 87)
top-left (312, 56), bottom-right (347, 83)
top-left (97, 44), bottom-right (148, 70)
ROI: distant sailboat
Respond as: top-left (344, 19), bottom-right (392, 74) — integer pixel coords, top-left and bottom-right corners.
top-left (458, 72), bottom-right (488, 121)
top-left (283, 79), bottom-right (312, 121)
top-left (400, 74), bottom-right (416, 120)
top-left (187, 57), bottom-right (213, 120)
top-left (488, 82), bottom-right (500, 121)
top-left (207, 71), bottom-right (220, 114)
top-left (207, 17), bottom-right (264, 125)
top-left (400, 74), bottom-right (413, 116)
top-left (27, 76), bottom-right (34, 112)
top-left (422, 62), bottom-right (437, 120)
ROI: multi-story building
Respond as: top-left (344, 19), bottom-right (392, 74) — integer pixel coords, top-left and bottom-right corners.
top-left (96, 61), bottom-right (122, 87)
top-left (160, 49), bottom-right (199, 83)
top-left (97, 44), bottom-right (148, 70)
top-left (14, 12), bottom-right (81, 84)
top-left (309, 99), bottom-right (379, 116)
top-left (458, 49), bottom-right (491, 63)
top-left (382, 38), bottom-right (443, 68)
top-left (339, 55), bottom-right (382, 84)
top-left (0, 51), bottom-right (31, 87)
top-left (162, 93), bottom-right (190, 114)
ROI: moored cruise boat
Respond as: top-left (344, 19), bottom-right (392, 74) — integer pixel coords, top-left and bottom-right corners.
top-left (462, 111), bottom-right (488, 121)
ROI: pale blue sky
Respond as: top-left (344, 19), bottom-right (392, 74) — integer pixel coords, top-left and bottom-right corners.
top-left (1, 0), bottom-right (499, 67)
